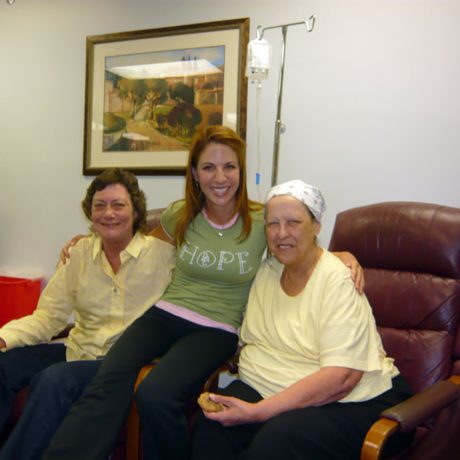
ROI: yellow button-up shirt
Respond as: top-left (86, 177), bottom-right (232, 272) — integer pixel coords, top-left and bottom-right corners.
top-left (0, 232), bottom-right (174, 361)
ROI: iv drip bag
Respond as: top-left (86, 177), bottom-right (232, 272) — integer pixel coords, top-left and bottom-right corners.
top-left (246, 38), bottom-right (270, 81)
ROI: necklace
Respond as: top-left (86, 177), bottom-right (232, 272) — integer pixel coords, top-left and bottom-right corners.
top-left (202, 208), bottom-right (239, 237)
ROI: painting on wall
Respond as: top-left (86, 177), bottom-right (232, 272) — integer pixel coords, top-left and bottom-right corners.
top-left (83, 18), bottom-right (249, 175)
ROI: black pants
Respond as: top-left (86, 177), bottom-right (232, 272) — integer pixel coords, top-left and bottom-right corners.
top-left (44, 306), bottom-right (238, 460)
top-left (0, 344), bottom-right (66, 439)
top-left (0, 359), bottom-right (100, 460)
top-left (191, 375), bottom-right (413, 460)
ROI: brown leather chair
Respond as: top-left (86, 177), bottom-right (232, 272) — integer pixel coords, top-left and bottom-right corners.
top-left (145, 208), bottom-right (164, 234)
top-left (328, 201), bottom-right (460, 460)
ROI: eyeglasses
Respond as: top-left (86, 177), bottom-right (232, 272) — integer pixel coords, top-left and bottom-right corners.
top-left (91, 201), bottom-right (131, 213)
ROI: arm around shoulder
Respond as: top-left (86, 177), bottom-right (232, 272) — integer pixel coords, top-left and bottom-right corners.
top-left (59, 233), bottom-right (90, 265)
top-left (331, 251), bottom-right (365, 294)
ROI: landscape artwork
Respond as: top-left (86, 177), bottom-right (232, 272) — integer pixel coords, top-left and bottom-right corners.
top-left (83, 18), bottom-right (249, 175)
top-left (103, 46), bottom-right (225, 153)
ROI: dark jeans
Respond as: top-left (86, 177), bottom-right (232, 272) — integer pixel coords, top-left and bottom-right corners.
top-left (0, 343), bottom-right (66, 438)
top-left (44, 306), bottom-right (238, 460)
top-left (0, 359), bottom-right (100, 460)
top-left (191, 375), bottom-right (414, 460)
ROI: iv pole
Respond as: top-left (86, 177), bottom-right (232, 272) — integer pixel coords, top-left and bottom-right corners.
top-left (257, 15), bottom-right (315, 186)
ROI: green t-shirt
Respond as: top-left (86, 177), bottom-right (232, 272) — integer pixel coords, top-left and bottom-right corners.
top-left (159, 200), bottom-right (266, 329)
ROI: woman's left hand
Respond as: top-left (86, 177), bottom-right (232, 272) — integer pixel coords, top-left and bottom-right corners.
top-left (202, 394), bottom-right (259, 427)
top-left (335, 251), bottom-right (365, 294)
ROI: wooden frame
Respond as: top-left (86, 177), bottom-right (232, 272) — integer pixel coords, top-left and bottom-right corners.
top-left (83, 18), bottom-right (249, 175)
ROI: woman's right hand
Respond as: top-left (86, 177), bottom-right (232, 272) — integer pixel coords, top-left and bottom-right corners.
top-left (59, 234), bottom-right (87, 264)
top-left (0, 338), bottom-right (7, 349)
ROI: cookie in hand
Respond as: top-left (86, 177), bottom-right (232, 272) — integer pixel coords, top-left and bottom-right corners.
top-left (197, 392), bottom-right (223, 412)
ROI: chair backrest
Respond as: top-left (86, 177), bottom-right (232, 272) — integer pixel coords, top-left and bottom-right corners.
top-left (146, 208), bottom-right (165, 233)
top-left (329, 202), bottom-right (460, 393)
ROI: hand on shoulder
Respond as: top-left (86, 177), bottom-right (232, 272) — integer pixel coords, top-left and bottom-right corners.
top-left (59, 234), bottom-right (89, 265)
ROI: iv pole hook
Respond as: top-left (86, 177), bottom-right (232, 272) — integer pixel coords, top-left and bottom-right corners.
top-left (256, 15), bottom-right (316, 186)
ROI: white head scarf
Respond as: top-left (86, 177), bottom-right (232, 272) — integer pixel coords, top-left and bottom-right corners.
top-left (265, 179), bottom-right (326, 223)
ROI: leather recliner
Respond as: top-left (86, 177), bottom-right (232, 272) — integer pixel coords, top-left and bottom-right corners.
top-left (328, 201), bottom-right (460, 460)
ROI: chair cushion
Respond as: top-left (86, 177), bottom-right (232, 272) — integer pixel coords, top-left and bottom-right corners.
top-left (146, 208), bottom-right (164, 233)
top-left (378, 327), bottom-right (452, 392)
top-left (364, 270), bottom-right (460, 333)
top-left (365, 268), bottom-right (460, 392)
top-left (329, 202), bottom-right (460, 278)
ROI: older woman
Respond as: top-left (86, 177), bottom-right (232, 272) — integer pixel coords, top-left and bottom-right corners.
top-left (192, 180), bottom-right (413, 460)
top-left (0, 168), bottom-right (174, 460)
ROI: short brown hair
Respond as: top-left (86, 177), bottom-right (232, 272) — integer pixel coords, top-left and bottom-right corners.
top-left (81, 168), bottom-right (147, 233)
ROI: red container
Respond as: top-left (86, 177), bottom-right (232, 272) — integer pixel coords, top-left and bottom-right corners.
top-left (0, 276), bottom-right (42, 327)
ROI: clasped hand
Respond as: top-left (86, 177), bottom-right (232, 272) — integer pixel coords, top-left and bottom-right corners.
top-left (202, 394), bottom-right (259, 427)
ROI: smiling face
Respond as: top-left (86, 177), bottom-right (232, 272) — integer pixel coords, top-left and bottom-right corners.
top-left (193, 143), bottom-right (240, 218)
top-left (91, 183), bottom-right (136, 249)
top-left (265, 195), bottom-right (320, 269)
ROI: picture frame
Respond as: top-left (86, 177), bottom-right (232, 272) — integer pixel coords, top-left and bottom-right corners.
top-left (83, 18), bottom-right (249, 175)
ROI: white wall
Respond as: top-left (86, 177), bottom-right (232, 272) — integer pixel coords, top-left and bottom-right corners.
top-left (1, 0), bottom-right (459, 279)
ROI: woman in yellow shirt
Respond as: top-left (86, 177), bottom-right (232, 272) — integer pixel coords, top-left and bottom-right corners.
top-left (193, 180), bottom-right (413, 460)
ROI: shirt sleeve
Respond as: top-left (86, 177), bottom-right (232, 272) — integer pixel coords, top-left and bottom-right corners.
top-left (316, 267), bottom-right (383, 372)
top-left (159, 200), bottom-right (184, 240)
top-left (0, 249), bottom-right (79, 350)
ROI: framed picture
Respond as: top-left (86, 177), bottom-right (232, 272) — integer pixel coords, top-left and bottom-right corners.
top-left (83, 17), bottom-right (249, 175)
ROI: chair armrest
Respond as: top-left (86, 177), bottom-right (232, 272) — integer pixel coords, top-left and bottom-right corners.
top-left (381, 376), bottom-right (460, 432)
top-left (126, 363), bottom-right (157, 460)
top-left (361, 376), bottom-right (460, 460)
top-left (202, 354), bottom-right (239, 392)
